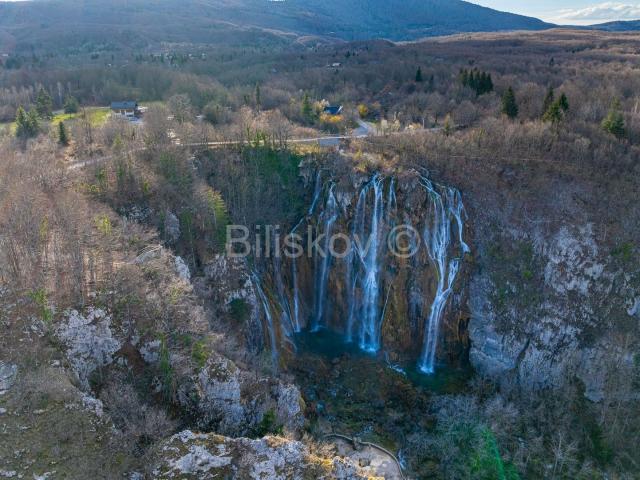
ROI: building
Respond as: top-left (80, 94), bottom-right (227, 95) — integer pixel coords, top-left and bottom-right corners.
top-left (323, 105), bottom-right (343, 116)
top-left (110, 101), bottom-right (141, 118)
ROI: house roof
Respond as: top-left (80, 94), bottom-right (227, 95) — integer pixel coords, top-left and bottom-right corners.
top-left (323, 105), bottom-right (343, 115)
top-left (111, 101), bottom-right (138, 110)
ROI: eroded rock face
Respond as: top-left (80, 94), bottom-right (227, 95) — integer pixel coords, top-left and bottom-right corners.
top-left (469, 223), bottom-right (638, 402)
top-left (202, 255), bottom-right (264, 352)
top-left (164, 210), bottom-right (181, 245)
top-left (55, 308), bottom-right (121, 390)
top-left (193, 354), bottom-right (245, 435)
top-left (174, 256), bottom-right (191, 281)
top-left (151, 430), bottom-right (369, 480)
top-left (185, 354), bottom-right (305, 437)
top-left (0, 362), bottom-right (17, 395)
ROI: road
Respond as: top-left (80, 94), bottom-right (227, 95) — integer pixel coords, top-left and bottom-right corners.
top-left (66, 119), bottom-right (433, 172)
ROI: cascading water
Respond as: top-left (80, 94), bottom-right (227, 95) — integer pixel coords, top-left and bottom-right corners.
top-left (417, 176), bottom-right (467, 374)
top-left (257, 168), bottom-right (467, 376)
top-left (308, 170), bottom-right (323, 216)
top-left (291, 258), bottom-right (302, 332)
top-left (273, 253), bottom-right (297, 343)
top-left (349, 174), bottom-right (386, 352)
top-left (312, 183), bottom-right (339, 331)
top-left (251, 271), bottom-right (279, 368)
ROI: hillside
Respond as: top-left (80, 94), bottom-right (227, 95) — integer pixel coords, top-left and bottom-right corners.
top-left (584, 19), bottom-right (640, 32)
top-left (0, 0), bottom-right (553, 53)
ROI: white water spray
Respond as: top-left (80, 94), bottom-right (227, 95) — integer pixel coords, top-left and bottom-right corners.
top-left (418, 176), bottom-right (467, 374)
top-left (312, 183), bottom-right (339, 331)
top-left (251, 272), bottom-right (279, 368)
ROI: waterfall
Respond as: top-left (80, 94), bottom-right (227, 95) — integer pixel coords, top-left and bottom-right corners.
top-left (417, 177), bottom-right (467, 374)
top-left (291, 258), bottom-right (301, 332)
top-left (386, 177), bottom-right (397, 226)
top-left (286, 169), bottom-right (323, 334)
top-left (251, 272), bottom-right (279, 368)
top-left (257, 167), bottom-right (467, 375)
top-left (273, 253), bottom-right (297, 342)
top-left (345, 182), bottom-right (366, 342)
top-left (350, 174), bottom-right (385, 352)
top-left (308, 169), bottom-right (323, 216)
top-left (312, 183), bottom-right (339, 331)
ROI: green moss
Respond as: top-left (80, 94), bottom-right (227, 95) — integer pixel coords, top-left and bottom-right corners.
top-left (191, 340), bottom-right (210, 369)
top-left (241, 146), bottom-right (307, 222)
top-left (471, 428), bottom-right (520, 480)
top-left (158, 336), bottom-right (174, 401)
top-left (229, 298), bottom-right (250, 323)
top-left (253, 409), bottom-right (284, 437)
top-left (28, 288), bottom-right (54, 326)
top-left (611, 242), bottom-right (635, 265)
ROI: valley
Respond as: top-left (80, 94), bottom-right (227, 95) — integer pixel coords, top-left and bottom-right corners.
top-left (0, 6), bottom-right (639, 479)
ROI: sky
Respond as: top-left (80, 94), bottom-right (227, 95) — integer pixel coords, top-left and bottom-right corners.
top-left (472, 1), bottom-right (640, 24)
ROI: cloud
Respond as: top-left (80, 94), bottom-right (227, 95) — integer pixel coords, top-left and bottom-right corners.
top-left (550, 2), bottom-right (640, 25)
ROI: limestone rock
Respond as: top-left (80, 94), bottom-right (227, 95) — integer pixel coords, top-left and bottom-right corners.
top-left (469, 223), bottom-right (638, 402)
top-left (174, 256), bottom-right (191, 281)
top-left (164, 210), bottom-right (181, 244)
top-left (151, 430), bottom-right (370, 479)
top-left (188, 355), bottom-right (306, 437)
top-left (194, 354), bottom-right (245, 435)
top-left (0, 362), bottom-right (17, 395)
top-left (55, 308), bottom-right (120, 390)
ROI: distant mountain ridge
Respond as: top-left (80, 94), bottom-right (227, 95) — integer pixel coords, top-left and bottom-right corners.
top-left (0, 0), bottom-right (554, 51)
top-left (582, 19), bottom-right (640, 32)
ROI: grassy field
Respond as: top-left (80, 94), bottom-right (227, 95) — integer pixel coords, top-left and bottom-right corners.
top-left (51, 107), bottom-right (111, 127)
top-left (1, 107), bottom-right (111, 137)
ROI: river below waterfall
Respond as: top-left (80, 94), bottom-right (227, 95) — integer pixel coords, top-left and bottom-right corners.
top-left (290, 329), bottom-right (472, 461)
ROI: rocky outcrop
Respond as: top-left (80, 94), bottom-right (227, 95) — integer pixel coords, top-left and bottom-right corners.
top-left (55, 308), bottom-right (121, 390)
top-left (469, 222), bottom-right (639, 401)
top-left (164, 210), bottom-right (181, 245)
top-left (200, 255), bottom-right (265, 353)
top-left (0, 362), bottom-right (17, 396)
top-left (150, 430), bottom-right (370, 479)
top-left (182, 354), bottom-right (305, 437)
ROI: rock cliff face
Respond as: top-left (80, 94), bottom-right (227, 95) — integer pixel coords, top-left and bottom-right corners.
top-left (245, 164), bottom-right (472, 372)
top-left (469, 222), bottom-right (638, 401)
top-left (150, 430), bottom-right (370, 480)
top-left (439, 157), bottom-right (640, 403)
top-left (181, 353), bottom-right (305, 436)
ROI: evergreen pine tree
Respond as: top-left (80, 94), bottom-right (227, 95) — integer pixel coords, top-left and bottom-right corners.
top-left (486, 73), bottom-right (494, 93)
top-left (501, 87), bottom-right (518, 119)
top-left (15, 106), bottom-right (29, 139)
top-left (558, 93), bottom-right (569, 112)
top-left (64, 95), bottom-right (79, 114)
top-left (58, 121), bottom-right (69, 146)
top-left (543, 87), bottom-right (555, 115)
top-left (35, 88), bottom-right (53, 119)
top-left (15, 106), bottom-right (39, 139)
top-left (27, 109), bottom-right (40, 136)
top-left (479, 72), bottom-right (488, 94)
top-left (459, 69), bottom-right (469, 87)
top-left (542, 101), bottom-right (563, 125)
top-left (255, 84), bottom-right (261, 109)
top-left (428, 74), bottom-right (435, 91)
top-left (602, 99), bottom-right (625, 138)
top-left (415, 67), bottom-right (423, 83)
